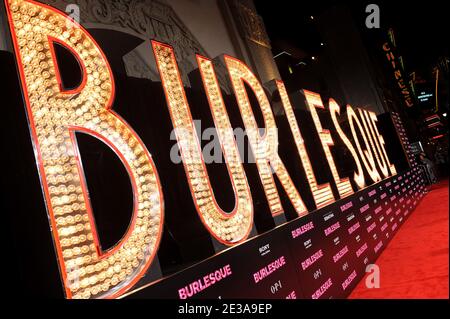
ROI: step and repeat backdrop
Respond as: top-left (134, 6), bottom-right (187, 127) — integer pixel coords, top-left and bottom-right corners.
top-left (127, 167), bottom-right (425, 299)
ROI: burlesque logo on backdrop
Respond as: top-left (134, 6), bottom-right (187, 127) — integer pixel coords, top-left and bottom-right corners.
top-left (5, 0), bottom-right (400, 298)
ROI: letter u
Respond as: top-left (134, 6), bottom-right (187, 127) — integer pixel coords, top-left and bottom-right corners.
top-left (152, 41), bottom-right (253, 245)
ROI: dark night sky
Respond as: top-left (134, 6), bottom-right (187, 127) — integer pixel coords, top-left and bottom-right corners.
top-left (254, 0), bottom-right (449, 73)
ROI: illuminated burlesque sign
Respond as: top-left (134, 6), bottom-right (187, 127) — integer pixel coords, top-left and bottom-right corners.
top-left (5, 0), bottom-right (398, 299)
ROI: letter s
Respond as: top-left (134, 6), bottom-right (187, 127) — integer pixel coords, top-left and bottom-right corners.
top-left (5, 0), bottom-right (163, 298)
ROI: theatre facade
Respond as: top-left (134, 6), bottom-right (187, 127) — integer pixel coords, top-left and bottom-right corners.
top-left (1, 0), bottom-right (426, 299)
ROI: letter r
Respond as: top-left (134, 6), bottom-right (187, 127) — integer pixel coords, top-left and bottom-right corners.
top-left (225, 56), bottom-right (307, 217)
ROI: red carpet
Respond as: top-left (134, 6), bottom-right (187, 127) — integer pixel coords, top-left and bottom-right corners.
top-left (349, 179), bottom-right (449, 299)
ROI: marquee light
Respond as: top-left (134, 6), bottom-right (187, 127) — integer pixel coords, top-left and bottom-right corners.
top-left (225, 56), bottom-right (307, 217)
top-left (347, 105), bottom-right (381, 183)
top-left (382, 42), bottom-right (414, 108)
top-left (328, 100), bottom-right (365, 189)
top-left (152, 41), bottom-right (253, 245)
top-left (304, 91), bottom-right (353, 199)
top-left (276, 81), bottom-right (336, 208)
top-left (5, 0), bottom-right (164, 299)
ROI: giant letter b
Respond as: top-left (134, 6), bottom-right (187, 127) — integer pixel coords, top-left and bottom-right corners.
top-left (6, 0), bottom-right (163, 299)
